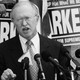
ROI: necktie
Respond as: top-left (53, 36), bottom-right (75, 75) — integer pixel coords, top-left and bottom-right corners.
top-left (26, 40), bottom-right (39, 80)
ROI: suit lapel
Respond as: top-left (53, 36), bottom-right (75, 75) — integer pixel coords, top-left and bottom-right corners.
top-left (39, 35), bottom-right (49, 54)
top-left (9, 35), bottom-right (23, 62)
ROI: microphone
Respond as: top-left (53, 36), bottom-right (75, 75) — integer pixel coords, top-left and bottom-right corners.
top-left (34, 54), bottom-right (43, 71)
top-left (21, 57), bottom-right (29, 70)
top-left (41, 51), bottom-right (68, 72)
top-left (64, 50), bottom-right (79, 70)
top-left (64, 52), bottom-right (72, 60)
top-left (21, 57), bottom-right (29, 80)
top-left (61, 47), bottom-right (72, 60)
top-left (34, 54), bottom-right (46, 80)
top-left (61, 48), bottom-right (77, 70)
top-left (41, 51), bottom-right (72, 80)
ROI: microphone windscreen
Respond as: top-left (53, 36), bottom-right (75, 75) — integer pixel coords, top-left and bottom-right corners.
top-left (22, 57), bottom-right (29, 63)
top-left (41, 51), bottom-right (51, 62)
top-left (34, 54), bottom-right (40, 61)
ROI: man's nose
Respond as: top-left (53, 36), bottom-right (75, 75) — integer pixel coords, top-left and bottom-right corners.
top-left (22, 19), bottom-right (28, 26)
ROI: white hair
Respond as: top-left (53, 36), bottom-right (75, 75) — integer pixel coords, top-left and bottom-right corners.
top-left (10, 1), bottom-right (39, 20)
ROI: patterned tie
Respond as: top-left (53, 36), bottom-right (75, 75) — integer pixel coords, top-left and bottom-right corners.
top-left (26, 40), bottom-right (39, 80)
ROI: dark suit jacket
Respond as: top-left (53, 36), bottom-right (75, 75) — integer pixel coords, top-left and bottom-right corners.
top-left (0, 34), bottom-right (70, 80)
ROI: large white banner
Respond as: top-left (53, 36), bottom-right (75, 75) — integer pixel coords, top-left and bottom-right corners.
top-left (45, 0), bottom-right (80, 72)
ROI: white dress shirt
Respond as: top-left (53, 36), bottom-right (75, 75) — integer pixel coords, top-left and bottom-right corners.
top-left (18, 33), bottom-right (40, 65)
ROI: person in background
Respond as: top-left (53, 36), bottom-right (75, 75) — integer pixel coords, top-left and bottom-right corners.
top-left (0, 1), bottom-right (70, 80)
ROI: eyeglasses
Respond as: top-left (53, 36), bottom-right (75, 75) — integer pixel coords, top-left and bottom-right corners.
top-left (14, 15), bottom-right (37, 23)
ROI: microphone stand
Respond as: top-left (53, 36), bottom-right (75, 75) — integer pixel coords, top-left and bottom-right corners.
top-left (53, 63), bottom-right (71, 80)
top-left (59, 64), bottom-right (77, 80)
top-left (24, 69), bottom-right (28, 80)
top-left (38, 68), bottom-right (46, 80)
top-left (69, 65), bottom-right (79, 80)
top-left (57, 66), bottom-right (68, 80)
top-left (70, 70), bottom-right (75, 80)
top-left (23, 63), bottom-right (28, 80)
top-left (54, 67), bottom-right (57, 80)
top-left (54, 73), bottom-right (57, 80)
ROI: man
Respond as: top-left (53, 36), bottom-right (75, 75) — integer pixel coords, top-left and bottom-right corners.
top-left (0, 1), bottom-right (70, 80)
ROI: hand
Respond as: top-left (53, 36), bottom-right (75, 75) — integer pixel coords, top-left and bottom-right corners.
top-left (1, 68), bottom-right (16, 80)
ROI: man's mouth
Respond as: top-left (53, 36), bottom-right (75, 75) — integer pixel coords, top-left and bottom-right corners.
top-left (22, 27), bottom-right (30, 32)
top-left (23, 27), bottom-right (29, 30)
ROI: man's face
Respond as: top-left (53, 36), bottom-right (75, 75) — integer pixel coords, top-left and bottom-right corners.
top-left (12, 5), bottom-right (39, 40)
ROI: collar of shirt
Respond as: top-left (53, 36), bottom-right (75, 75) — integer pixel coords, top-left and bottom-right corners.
top-left (19, 33), bottom-right (40, 54)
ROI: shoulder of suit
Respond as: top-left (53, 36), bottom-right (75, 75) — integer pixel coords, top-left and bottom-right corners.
top-left (0, 36), bottom-right (18, 48)
top-left (39, 34), bottom-right (62, 45)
